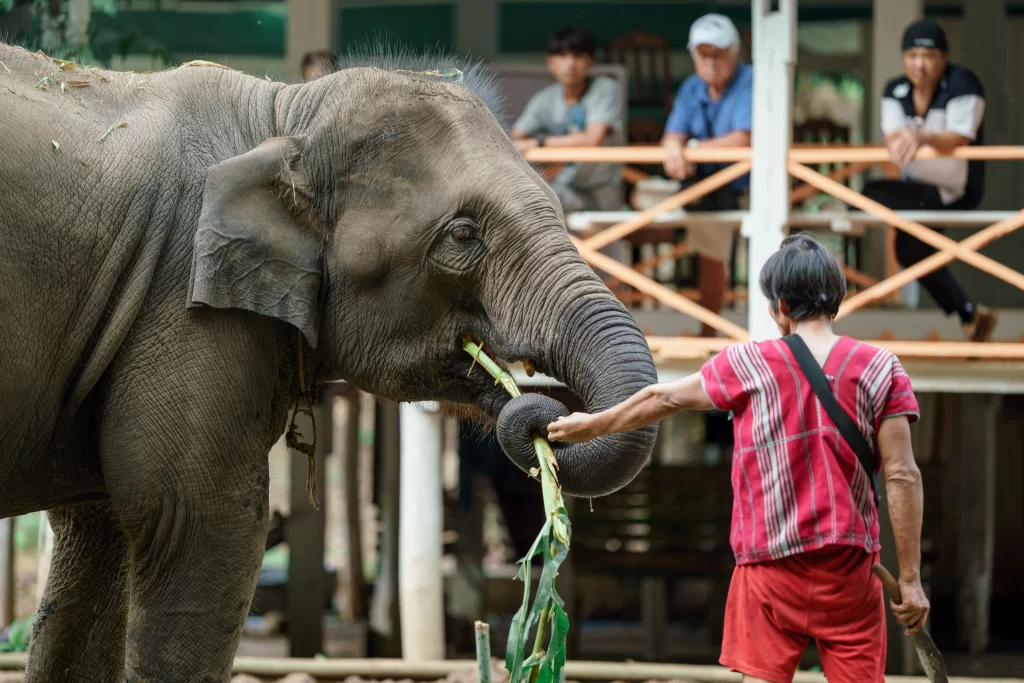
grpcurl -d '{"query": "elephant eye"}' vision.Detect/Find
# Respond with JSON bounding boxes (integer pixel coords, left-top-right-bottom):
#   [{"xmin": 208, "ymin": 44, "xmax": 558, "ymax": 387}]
[{"xmin": 451, "ymin": 220, "xmax": 478, "ymax": 243}]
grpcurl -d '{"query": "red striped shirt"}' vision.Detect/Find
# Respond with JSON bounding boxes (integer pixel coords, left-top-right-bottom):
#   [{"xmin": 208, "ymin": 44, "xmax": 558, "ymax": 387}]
[{"xmin": 699, "ymin": 336, "xmax": 920, "ymax": 565}]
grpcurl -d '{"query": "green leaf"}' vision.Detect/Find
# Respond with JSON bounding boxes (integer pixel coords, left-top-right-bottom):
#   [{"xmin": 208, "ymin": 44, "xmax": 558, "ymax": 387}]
[
  {"xmin": 536, "ymin": 601, "xmax": 569, "ymax": 683},
  {"xmin": 505, "ymin": 518, "xmax": 550, "ymax": 682},
  {"xmin": 0, "ymin": 0, "xmax": 15, "ymax": 14}
]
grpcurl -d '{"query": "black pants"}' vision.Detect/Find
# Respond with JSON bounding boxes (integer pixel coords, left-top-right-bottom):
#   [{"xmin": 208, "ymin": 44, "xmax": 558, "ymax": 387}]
[{"xmin": 861, "ymin": 179, "xmax": 980, "ymax": 323}]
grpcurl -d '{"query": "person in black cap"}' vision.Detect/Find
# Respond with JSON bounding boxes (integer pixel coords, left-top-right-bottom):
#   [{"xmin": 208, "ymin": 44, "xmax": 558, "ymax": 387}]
[{"xmin": 862, "ymin": 18, "xmax": 997, "ymax": 342}]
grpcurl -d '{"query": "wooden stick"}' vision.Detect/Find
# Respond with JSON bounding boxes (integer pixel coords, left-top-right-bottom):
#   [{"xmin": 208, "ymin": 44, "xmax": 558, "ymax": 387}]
[
  {"xmin": 521, "ymin": 144, "xmax": 1024, "ymax": 166},
  {"xmin": 524, "ymin": 145, "xmax": 750, "ymax": 164},
  {"xmin": 789, "ymin": 162, "xmax": 1024, "ymax": 292},
  {"xmin": 842, "ymin": 265, "xmax": 881, "ymax": 289},
  {"xmin": 582, "ymin": 161, "xmax": 752, "ymax": 251},
  {"xmin": 474, "ymin": 621, "xmax": 492, "ymax": 683},
  {"xmin": 604, "ymin": 242, "xmax": 691, "ymax": 290},
  {"xmin": 572, "ymin": 237, "xmax": 750, "ymax": 341},
  {"xmin": 790, "ymin": 145, "xmax": 1024, "ymax": 164},
  {"xmin": 837, "ymin": 209, "xmax": 1024, "ymax": 318},
  {"xmin": 790, "ymin": 161, "xmax": 873, "ymax": 204}
]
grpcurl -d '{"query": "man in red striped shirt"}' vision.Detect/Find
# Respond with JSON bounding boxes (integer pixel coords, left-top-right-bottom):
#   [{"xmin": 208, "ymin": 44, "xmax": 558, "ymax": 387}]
[{"xmin": 548, "ymin": 234, "xmax": 929, "ymax": 683}]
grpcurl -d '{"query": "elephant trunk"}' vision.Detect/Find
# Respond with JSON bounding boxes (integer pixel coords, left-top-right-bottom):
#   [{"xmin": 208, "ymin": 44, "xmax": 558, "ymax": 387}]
[{"xmin": 495, "ymin": 295, "xmax": 659, "ymax": 498}]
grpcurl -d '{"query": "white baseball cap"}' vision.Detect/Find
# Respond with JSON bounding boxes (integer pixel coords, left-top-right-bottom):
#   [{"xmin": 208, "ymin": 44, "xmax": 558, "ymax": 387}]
[{"xmin": 687, "ymin": 13, "xmax": 740, "ymax": 52}]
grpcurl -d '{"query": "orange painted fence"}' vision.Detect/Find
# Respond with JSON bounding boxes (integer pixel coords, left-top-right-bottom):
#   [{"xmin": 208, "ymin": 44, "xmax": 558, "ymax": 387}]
[{"xmin": 524, "ymin": 144, "xmax": 1024, "ymax": 359}]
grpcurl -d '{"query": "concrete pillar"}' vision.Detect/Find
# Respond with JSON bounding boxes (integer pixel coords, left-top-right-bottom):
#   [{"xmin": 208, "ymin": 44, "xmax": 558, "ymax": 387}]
[
  {"xmin": 744, "ymin": 0, "xmax": 796, "ymax": 341},
  {"xmin": 965, "ymin": 0, "xmax": 1008, "ymax": 210},
  {"xmin": 398, "ymin": 401, "xmax": 445, "ymax": 660},
  {"xmin": 456, "ymin": 0, "xmax": 498, "ymax": 62},
  {"xmin": 286, "ymin": 0, "xmax": 334, "ymax": 82}
]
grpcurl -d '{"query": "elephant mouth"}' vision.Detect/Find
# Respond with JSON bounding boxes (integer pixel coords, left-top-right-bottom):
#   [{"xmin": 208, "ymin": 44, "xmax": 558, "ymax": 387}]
[{"xmin": 452, "ymin": 331, "xmax": 545, "ymax": 419}]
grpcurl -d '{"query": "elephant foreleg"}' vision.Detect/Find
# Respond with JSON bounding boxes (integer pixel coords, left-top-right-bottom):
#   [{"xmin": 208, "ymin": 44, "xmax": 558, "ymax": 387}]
[{"xmin": 23, "ymin": 500, "xmax": 129, "ymax": 683}]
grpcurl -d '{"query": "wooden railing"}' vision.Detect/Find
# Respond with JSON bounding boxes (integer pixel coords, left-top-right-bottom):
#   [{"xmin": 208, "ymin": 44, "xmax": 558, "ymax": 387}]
[{"xmin": 524, "ymin": 144, "xmax": 1024, "ymax": 360}]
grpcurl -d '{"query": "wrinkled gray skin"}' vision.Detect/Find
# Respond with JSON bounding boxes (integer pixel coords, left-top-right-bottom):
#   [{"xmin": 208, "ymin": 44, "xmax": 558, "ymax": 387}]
[{"xmin": 0, "ymin": 44, "xmax": 657, "ymax": 682}]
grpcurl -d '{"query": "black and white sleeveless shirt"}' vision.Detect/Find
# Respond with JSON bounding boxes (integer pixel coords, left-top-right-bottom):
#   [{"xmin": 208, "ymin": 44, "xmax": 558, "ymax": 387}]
[{"xmin": 880, "ymin": 64, "xmax": 986, "ymax": 205}]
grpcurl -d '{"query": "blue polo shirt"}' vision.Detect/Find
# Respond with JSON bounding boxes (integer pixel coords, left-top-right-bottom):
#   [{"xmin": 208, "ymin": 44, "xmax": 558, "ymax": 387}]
[{"xmin": 665, "ymin": 62, "xmax": 753, "ymax": 190}]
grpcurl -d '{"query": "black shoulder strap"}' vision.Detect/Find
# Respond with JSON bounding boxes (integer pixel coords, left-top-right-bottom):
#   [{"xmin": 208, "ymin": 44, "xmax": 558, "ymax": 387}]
[{"xmin": 782, "ymin": 334, "xmax": 880, "ymax": 508}]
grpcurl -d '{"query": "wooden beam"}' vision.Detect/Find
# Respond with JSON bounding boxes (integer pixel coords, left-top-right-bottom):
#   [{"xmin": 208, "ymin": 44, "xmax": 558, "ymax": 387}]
[
  {"xmin": 582, "ymin": 161, "xmax": 752, "ymax": 251},
  {"xmin": 572, "ymin": 238, "xmax": 750, "ymax": 341},
  {"xmin": 522, "ymin": 144, "xmax": 1024, "ymax": 166},
  {"xmin": 955, "ymin": 394, "xmax": 1001, "ymax": 653},
  {"xmin": 789, "ymin": 162, "xmax": 1024, "ymax": 293},
  {"xmin": 643, "ymin": 336, "xmax": 1024, "ymax": 360},
  {"xmin": 343, "ymin": 392, "xmax": 367, "ymax": 622},
  {"xmin": 287, "ymin": 399, "xmax": 330, "ymax": 657},
  {"xmin": 837, "ymin": 209, "xmax": 1024, "ymax": 318},
  {"xmin": 368, "ymin": 399, "xmax": 402, "ymax": 657}
]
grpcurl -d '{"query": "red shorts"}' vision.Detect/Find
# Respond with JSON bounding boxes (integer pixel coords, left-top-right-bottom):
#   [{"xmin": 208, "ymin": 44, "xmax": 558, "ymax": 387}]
[{"xmin": 720, "ymin": 544, "xmax": 886, "ymax": 683}]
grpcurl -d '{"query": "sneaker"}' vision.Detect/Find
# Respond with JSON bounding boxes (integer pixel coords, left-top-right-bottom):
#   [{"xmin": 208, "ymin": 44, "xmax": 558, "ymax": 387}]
[{"xmin": 963, "ymin": 305, "xmax": 998, "ymax": 342}]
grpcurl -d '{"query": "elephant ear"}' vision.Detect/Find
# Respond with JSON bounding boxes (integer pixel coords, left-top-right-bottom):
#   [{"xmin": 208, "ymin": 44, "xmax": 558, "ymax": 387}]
[{"xmin": 186, "ymin": 136, "xmax": 324, "ymax": 348}]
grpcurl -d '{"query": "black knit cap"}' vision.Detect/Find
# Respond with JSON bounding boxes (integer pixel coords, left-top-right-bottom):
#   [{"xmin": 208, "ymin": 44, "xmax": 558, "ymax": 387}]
[{"xmin": 902, "ymin": 19, "xmax": 948, "ymax": 52}]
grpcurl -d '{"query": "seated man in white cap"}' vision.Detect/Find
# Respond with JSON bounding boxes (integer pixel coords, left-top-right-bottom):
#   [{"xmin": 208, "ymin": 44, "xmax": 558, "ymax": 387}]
[{"xmin": 660, "ymin": 13, "xmax": 752, "ymax": 337}]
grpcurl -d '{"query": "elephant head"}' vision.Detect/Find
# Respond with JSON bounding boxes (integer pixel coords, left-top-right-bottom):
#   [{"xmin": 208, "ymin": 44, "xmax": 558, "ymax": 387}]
[{"xmin": 186, "ymin": 53, "xmax": 657, "ymax": 498}]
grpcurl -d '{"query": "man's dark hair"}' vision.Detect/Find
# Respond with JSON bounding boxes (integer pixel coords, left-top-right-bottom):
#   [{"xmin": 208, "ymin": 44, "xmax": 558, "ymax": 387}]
[
  {"xmin": 546, "ymin": 25, "xmax": 596, "ymax": 57},
  {"xmin": 758, "ymin": 233, "xmax": 847, "ymax": 321}
]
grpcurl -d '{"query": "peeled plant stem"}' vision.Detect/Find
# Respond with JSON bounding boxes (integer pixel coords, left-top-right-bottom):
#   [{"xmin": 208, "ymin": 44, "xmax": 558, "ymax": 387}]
[{"xmin": 461, "ymin": 337, "xmax": 571, "ymax": 683}]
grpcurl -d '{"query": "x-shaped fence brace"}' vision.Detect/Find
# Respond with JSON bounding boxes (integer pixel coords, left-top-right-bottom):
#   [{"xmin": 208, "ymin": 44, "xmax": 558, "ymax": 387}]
[{"xmin": 526, "ymin": 145, "xmax": 1024, "ymax": 356}]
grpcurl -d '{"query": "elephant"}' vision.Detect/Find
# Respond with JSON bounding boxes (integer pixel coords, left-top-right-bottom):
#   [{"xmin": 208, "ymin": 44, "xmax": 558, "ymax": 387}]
[{"xmin": 0, "ymin": 43, "xmax": 658, "ymax": 682}]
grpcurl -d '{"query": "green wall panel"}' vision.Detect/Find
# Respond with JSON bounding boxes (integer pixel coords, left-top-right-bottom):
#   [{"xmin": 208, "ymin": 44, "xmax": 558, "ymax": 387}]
[
  {"xmin": 90, "ymin": 9, "xmax": 286, "ymax": 56},
  {"xmin": 339, "ymin": 4, "xmax": 454, "ymax": 53}
]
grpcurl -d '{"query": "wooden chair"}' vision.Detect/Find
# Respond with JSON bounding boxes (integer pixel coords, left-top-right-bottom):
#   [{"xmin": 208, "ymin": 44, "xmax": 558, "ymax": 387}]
[{"xmin": 602, "ymin": 29, "xmax": 674, "ymax": 116}]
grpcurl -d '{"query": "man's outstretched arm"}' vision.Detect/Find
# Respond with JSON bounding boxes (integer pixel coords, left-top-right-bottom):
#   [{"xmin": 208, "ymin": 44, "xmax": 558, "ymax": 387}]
[
  {"xmin": 877, "ymin": 415, "xmax": 930, "ymax": 635},
  {"xmin": 546, "ymin": 372, "xmax": 714, "ymax": 443}
]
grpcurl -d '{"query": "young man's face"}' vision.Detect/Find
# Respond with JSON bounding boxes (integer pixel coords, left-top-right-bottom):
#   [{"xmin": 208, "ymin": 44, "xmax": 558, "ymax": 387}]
[
  {"xmin": 902, "ymin": 47, "xmax": 947, "ymax": 89},
  {"xmin": 546, "ymin": 51, "xmax": 593, "ymax": 88},
  {"xmin": 693, "ymin": 44, "xmax": 739, "ymax": 91}
]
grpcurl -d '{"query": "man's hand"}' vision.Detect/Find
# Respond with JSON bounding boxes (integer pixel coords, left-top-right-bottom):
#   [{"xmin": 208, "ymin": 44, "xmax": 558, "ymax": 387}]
[
  {"xmin": 547, "ymin": 412, "xmax": 605, "ymax": 443},
  {"xmin": 514, "ymin": 137, "xmax": 540, "ymax": 154},
  {"xmin": 663, "ymin": 139, "xmax": 695, "ymax": 180},
  {"xmin": 892, "ymin": 576, "xmax": 930, "ymax": 635},
  {"xmin": 886, "ymin": 129, "xmax": 922, "ymax": 168}
]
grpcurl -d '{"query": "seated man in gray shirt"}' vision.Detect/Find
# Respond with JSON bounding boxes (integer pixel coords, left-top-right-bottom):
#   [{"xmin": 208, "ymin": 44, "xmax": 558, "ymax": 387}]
[{"xmin": 510, "ymin": 26, "xmax": 626, "ymax": 213}]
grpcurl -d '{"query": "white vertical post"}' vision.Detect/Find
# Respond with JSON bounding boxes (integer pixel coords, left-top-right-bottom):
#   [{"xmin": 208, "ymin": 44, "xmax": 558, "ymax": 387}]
[
  {"xmin": 745, "ymin": 0, "xmax": 796, "ymax": 341},
  {"xmin": 398, "ymin": 401, "xmax": 445, "ymax": 660},
  {"xmin": 286, "ymin": 0, "xmax": 334, "ymax": 81}
]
